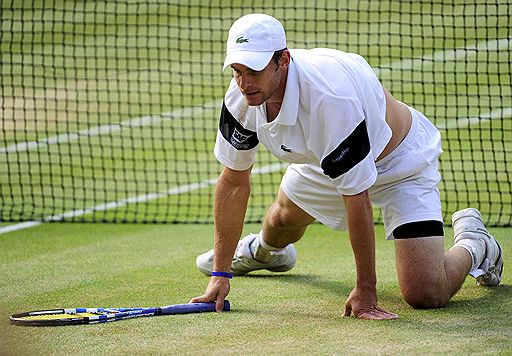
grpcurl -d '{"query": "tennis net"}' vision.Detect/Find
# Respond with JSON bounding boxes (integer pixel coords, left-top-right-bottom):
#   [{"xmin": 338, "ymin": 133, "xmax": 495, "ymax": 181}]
[{"xmin": 1, "ymin": 1, "xmax": 510, "ymax": 226}]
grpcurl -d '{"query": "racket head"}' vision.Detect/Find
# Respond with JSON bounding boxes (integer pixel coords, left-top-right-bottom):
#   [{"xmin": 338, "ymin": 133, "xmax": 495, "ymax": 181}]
[{"xmin": 9, "ymin": 307, "xmax": 157, "ymax": 326}]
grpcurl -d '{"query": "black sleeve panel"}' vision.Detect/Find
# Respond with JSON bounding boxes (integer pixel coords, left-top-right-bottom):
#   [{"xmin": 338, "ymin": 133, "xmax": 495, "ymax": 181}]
[
  {"xmin": 321, "ymin": 119, "xmax": 371, "ymax": 179},
  {"xmin": 219, "ymin": 102, "xmax": 259, "ymax": 150}
]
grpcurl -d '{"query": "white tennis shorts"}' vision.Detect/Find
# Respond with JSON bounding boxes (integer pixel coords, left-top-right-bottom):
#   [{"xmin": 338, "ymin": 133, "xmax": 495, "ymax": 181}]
[{"xmin": 281, "ymin": 107, "xmax": 443, "ymax": 239}]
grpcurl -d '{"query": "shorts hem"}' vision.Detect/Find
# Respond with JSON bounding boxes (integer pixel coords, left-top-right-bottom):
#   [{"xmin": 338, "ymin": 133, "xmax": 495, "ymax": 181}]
[
  {"xmin": 386, "ymin": 214, "xmax": 444, "ymax": 240},
  {"xmin": 281, "ymin": 182, "xmax": 346, "ymax": 231}
]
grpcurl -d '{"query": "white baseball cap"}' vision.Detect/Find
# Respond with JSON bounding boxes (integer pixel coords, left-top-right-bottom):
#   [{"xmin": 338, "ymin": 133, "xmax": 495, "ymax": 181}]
[{"xmin": 223, "ymin": 14, "xmax": 287, "ymax": 71}]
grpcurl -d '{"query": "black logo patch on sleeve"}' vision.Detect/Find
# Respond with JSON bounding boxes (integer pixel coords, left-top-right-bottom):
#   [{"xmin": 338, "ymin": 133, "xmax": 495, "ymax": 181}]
[
  {"xmin": 321, "ymin": 120, "xmax": 371, "ymax": 179},
  {"xmin": 219, "ymin": 102, "xmax": 259, "ymax": 150}
]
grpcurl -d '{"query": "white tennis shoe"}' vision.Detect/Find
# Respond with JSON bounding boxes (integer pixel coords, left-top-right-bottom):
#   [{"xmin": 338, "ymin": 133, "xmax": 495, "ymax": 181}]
[
  {"xmin": 452, "ymin": 208, "xmax": 503, "ymax": 286},
  {"xmin": 196, "ymin": 233, "xmax": 297, "ymax": 276}
]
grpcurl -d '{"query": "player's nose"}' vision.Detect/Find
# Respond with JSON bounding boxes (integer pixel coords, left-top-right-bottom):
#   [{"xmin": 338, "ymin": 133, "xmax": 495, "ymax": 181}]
[{"xmin": 239, "ymin": 75, "xmax": 253, "ymax": 91}]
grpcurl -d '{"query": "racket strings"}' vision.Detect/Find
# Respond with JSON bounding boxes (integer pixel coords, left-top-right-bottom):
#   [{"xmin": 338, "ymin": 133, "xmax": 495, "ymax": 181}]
[{"xmin": 21, "ymin": 312, "xmax": 105, "ymax": 320}]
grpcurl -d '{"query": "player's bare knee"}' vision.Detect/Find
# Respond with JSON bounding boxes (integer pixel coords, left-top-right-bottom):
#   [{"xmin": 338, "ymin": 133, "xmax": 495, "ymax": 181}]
[
  {"xmin": 267, "ymin": 203, "xmax": 303, "ymax": 230},
  {"xmin": 402, "ymin": 287, "xmax": 450, "ymax": 309},
  {"xmin": 267, "ymin": 194, "xmax": 313, "ymax": 230},
  {"xmin": 399, "ymin": 271, "xmax": 451, "ymax": 309}
]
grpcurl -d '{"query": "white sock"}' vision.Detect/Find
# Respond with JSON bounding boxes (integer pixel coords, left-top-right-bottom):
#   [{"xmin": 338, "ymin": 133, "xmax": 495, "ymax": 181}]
[
  {"xmin": 257, "ymin": 232, "xmax": 286, "ymax": 255},
  {"xmin": 455, "ymin": 233, "xmax": 486, "ymax": 270}
]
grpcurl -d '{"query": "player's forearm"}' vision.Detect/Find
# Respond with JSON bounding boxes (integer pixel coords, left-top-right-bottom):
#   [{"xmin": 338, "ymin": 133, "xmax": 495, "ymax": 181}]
[
  {"xmin": 213, "ymin": 167, "xmax": 251, "ymax": 272},
  {"xmin": 343, "ymin": 191, "xmax": 377, "ymax": 290}
]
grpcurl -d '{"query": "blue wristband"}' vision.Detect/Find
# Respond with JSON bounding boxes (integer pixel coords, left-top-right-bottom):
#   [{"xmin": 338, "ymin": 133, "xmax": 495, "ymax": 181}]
[{"xmin": 211, "ymin": 271, "xmax": 233, "ymax": 279}]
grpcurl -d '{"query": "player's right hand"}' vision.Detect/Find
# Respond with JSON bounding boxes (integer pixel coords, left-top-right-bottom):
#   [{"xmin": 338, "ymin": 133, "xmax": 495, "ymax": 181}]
[{"xmin": 190, "ymin": 276, "xmax": 231, "ymax": 312}]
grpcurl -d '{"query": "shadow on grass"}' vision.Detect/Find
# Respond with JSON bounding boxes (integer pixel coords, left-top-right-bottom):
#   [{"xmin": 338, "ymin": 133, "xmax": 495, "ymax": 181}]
[
  {"xmin": 441, "ymin": 283, "xmax": 512, "ymax": 311},
  {"xmin": 238, "ymin": 273, "xmax": 349, "ymax": 293},
  {"xmin": 235, "ymin": 273, "xmax": 403, "ymax": 309},
  {"xmin": 233, "ymin": 273, "xmax": 512, "ymax": 320}
]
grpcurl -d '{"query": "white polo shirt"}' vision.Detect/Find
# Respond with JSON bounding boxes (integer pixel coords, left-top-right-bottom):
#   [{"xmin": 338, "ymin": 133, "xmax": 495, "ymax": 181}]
[{"xmin": 214, "ymin": 48, "xmax": 392, "ymax": 195}]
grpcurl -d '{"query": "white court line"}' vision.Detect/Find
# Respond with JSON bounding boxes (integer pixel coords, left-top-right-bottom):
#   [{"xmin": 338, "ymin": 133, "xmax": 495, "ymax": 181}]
[
  {"xmin": 1, "ymin": 38, "xmax": 510, "ymax": 234},
  {"xmin": 437, "ymin": 107, "xmax": 512, "ymax": 130},
  {"xmin": 0, "ymin": 162, "xmax": 288, "ymax": 235},
  {"xmin": 0, "ymin": 221, "xmax": 43, "ymax": 234},
  {"xmin": 0, "ymin": 101, "xmax": 220, "ymax": 154},
  {"xmin": 375, "ymin": 37, "xmax": 511, "ymax": 77}
]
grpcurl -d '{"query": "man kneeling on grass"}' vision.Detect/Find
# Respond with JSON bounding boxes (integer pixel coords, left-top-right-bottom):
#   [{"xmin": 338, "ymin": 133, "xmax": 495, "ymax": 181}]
[{"xmin": 191, "ymin": 14, "xmax": 503, "ymax": 320}]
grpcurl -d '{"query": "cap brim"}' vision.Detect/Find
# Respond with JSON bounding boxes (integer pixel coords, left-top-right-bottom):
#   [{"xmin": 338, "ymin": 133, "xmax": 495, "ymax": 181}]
[{"xmin": 223, "ymin": 51, "xmax": 274, "ymax": 71}]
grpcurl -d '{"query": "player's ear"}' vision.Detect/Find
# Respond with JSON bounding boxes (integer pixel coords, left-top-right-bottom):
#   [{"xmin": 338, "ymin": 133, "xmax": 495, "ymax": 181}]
[
  {"xmin": 275, "ymin": 49, "xmax": 290, "ymax": 71},
  {"xmin": 280, "ymin": 49, "xmax": 291, "ymax": 68}
]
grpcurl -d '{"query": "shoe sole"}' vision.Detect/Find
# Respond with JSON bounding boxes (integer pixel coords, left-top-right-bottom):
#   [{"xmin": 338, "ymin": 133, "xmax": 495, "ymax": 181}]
[
  {"xmin": 267, "ymin": 265, "xmax": 295, "ymax": 273},
  {"xmin": 477, "ymin": 238, "xmax": 503, "ymax": 286}
]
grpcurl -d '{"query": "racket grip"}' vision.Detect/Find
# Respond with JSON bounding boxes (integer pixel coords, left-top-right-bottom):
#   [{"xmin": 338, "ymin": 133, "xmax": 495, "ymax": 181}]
[{"xmin": 159, "ymin": 300, "xmax": 230, "ymax": 315}]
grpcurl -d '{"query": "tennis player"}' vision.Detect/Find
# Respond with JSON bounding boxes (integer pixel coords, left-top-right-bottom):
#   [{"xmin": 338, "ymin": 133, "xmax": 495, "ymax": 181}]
[{"xmin": 191, "ymin": 14, "xmax": 503, "ymax": 319}]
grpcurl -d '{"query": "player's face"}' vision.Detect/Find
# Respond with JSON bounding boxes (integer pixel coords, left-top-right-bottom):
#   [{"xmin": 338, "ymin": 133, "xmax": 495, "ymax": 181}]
[{"xmin": 231, "ymin": 59, "xmax": 285, "ymax": 106}]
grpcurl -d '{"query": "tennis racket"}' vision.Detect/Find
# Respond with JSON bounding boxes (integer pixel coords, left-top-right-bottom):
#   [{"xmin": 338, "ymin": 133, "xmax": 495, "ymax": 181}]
[{"xmin": 9, "ymin": 301, "xmax": 230, "ymax": 326}]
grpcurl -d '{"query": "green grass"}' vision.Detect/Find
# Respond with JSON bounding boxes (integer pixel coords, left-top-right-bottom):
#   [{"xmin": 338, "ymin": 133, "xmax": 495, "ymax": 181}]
[
  {"xmin": 1, "ymin": 223, "xmax": 511, "ymax": 355},
  {"xmin": 0, "ymin": 2, "xmax": 511, "ymax": 352}
]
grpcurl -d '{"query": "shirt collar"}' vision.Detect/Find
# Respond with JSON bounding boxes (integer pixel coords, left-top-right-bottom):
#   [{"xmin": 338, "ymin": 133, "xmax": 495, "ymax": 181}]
[{"xmin": 260, "ymin": 59, "xmax": 299, "ymax": 127}]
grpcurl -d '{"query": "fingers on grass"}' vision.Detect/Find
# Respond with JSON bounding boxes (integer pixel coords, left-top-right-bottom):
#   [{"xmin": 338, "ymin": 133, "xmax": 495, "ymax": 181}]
[
  {"xmin": 355, "ymin": 306, "xmax": 398, "ymax": 320},
  {"xmin": 343, "ymin": 304, "xmax": 352, "ymax": 317}
]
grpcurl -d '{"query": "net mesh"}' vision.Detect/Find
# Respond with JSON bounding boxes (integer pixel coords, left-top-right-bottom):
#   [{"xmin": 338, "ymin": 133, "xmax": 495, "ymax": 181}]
[{"xmin": 1, "ymin": 1, "xmax": 511, "ymax": 226}]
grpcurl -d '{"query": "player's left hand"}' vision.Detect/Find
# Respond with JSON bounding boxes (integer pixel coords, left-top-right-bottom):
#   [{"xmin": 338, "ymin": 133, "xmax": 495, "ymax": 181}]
[{"xmin": 343, "ymin": 286, "xmax": 398, "ymax": 320}]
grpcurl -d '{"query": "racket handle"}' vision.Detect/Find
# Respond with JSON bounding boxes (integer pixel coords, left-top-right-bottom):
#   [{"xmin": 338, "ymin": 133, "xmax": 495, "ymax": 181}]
[{"xmin": 159, "ymin": 301, "xmax": 230, "ymax": 315}]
